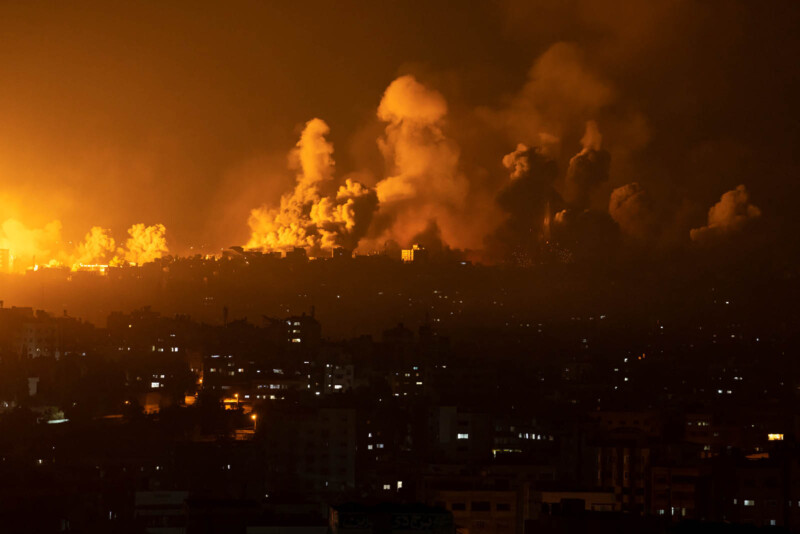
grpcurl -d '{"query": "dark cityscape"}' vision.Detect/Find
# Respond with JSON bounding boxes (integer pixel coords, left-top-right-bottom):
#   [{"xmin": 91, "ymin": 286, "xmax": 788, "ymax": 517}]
[{"xmin": 1, "ymin": 1, "xmax": 799, "ymax": 533}]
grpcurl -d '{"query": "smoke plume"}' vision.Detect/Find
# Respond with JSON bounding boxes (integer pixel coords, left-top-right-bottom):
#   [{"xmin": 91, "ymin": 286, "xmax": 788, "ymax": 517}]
[
  {"xmin": 247, "ymin": 119, "xmax": 378, "ymax": 254},
  {"xmin": 122, "ymin": 223, "xmax": 169, "ymax": 265},
  {"xmin": 485, "ymin": 143, "xmax": 562, "ymax": 262},
  {"xmin": 0, "ymin": 219, "xmax": 169, "ymax": 272},
  {"xmin": 494, "ymin": 42, "xmax": 615, "ymax": 152},
  {"xmin": 690, "ymin": 185, "xmax": 761, "ymax": 242},
  {"xmin": 0, "ymin": 219, "xmax": 63, "ymax": 271},
  {"xmin": 564, "ymin": 121, "xmax": 611, "ymax": 208},
  {"xmin": 74, "ymin": 226, "xmax": 117, "ymax": 266},
  {"xmin": 373, "ymin": 75, "xmax": 471, "ymax": 248},
  {"xmin": 609, "ymin": 182, "xmax": 655, "ymax": 239},
  {"xmin": 550, "ymin": 206, "xmax": 619, "ymax": 260}
]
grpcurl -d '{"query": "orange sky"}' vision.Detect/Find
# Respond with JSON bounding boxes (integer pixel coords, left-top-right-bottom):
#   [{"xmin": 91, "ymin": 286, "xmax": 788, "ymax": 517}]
[{"xmin": 0, "ymin": 1, "xmax": 797, "ymax": 261}]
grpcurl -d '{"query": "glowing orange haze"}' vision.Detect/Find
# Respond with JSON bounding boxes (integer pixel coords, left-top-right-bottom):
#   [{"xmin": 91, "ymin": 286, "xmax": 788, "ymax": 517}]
[
  {"xmin": 0, "ymin": 219, "xmax": 168, "ymax": 273},
  {"xmin": 1, "ymin": 61, "xmax": 761, "ymax": 270}
]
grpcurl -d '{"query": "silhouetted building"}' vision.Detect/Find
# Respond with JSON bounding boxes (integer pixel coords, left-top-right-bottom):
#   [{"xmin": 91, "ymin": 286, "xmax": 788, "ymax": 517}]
[
  {"xmin": 329, "ymin": 503, "xmax": 453, "ymax": 534},
  {"xmin": 401, "ymin": 244, "xmax": 428, "ymax": 263}
]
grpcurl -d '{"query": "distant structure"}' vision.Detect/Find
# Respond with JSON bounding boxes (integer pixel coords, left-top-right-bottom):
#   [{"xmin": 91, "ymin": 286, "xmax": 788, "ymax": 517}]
[
  {"xmin": 331, "ymin": 247, "xmax": 353, "ymax": 260},
  {"xmin": 285, "ymin": 247, "xmax": 309, "ymax": 263},
  {"xmin": 401, "ymin": 244, "xmax": 428, "ymax": 263},
  {"xmin": 329, "ymin": 503, "xmax": 453, "ymax": 534},
  {"xmin": 0, "ymin": 249, "xmax": 9, "ymax": 273},
  {"xmin": 283, "ymin": 308, "xmax": 321, "ymax": 348}
]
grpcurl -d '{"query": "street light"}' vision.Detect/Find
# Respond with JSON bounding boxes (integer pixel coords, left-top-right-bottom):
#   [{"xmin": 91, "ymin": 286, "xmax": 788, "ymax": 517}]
[{"xmin": 251, "ymin": 413, "xmax": 257, "ymax": 432}]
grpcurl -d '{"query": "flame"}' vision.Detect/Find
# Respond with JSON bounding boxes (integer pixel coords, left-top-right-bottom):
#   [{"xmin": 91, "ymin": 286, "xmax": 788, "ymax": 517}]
[
  {"xmin": 0, "ymin": 219, "xmax": 169, "ymax": 273},
  {"xmin": 247, "ymin": 119, "xmax": 377, "ymax": 254}
]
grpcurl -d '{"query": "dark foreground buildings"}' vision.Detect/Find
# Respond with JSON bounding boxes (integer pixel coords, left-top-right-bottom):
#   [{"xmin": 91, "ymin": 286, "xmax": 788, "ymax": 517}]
[{"xmin": 0, "ymin": 254, "xmax": 798, "ymax": 533}]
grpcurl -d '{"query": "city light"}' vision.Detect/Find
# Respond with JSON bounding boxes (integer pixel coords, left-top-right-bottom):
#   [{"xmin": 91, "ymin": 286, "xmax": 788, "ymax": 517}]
[{"xmin": 0, "ymin": 3, "xmax": 792, "ymax": 531}]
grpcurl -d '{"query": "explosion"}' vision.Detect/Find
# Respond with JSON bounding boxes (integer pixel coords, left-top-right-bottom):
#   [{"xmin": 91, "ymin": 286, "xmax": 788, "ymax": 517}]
[
  {"xmin": 247, "ymin": 119, "xmax": 378, "ymax": 255},
  {"xmin": 0, "ymin": 219, "xmax": 169, "ymax": 273},
  {"xmin": 246, "ymin": 75, "xmax": 479, "ymax": 256},
  {"xmin": 122, "ymin": 223, "xmax": 169, "ymax": 265},
  {"xmin": 0, "ymin": 219, "xmax": 63, "ymax": 271},
  {"xmin": 690, "ymin": 185, "xmax": 761, "ymax": 242},
  {"xmin": 609, "ymin": 183, "xmax": 655, "ymax": 240},
  {"xmin": 74, "ymin": 226, "xmax": 116, "ymax": 267},
  {"xmin": 373, "ymin": 75, "xmax": 470, "ymax": 249},
  {"xmin": 564, "ymin": 121, "xmax": 611, "ymax": 208}
]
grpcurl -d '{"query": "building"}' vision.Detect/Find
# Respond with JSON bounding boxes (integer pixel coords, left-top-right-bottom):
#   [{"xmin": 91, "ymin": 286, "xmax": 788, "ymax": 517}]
[
  {"xmin": 536, "ymin": 491, "xmax": 618, "ymax": 515},
  {"xmin": 330, "ymin": 503, "xmax": 453, "ymax": 534},
  {"xmin": 17, "ymin": 314, "xmax": 59, "ymax": 359},
  {"xmin": 332, "ymin": 247, "xmax": 353, "ymax": 260},
  {"xmin": 426, "ymin": 484, "xmax": 520, "ymax": 534},
  {"xmin": 134, "ymin": 491, "xmax": 189, "ymax": 533},
  {"xmin": 282, "ymin": 310, "xmax": 322, "ymax": 349},
  {"xmin": 285, "ymin": 247, "xmax": 309, "ymax": 262},
  {"xmin": 263, "ymin": 407, "xmax": 357, "ymax": 494},
  {"xmin": 323, "ymin": 363, "xmax": 355, "ymax": 394},
  {"xmin": 649, "ymin": 466, "xmax": 707, "ymax": 520},
  {"xmin": 401, "ymin": 244, "xmax": 428, "ymax": 263},
  {"xmin": 595, "ymin": 439, "xmax": 650, "ymax": 515}
]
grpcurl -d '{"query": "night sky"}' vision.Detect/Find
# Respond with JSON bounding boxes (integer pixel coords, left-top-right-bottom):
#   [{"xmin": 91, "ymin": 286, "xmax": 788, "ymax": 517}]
[{"xmin": 0, "ymin": 1, "xmax": 797, "ymax": 264}]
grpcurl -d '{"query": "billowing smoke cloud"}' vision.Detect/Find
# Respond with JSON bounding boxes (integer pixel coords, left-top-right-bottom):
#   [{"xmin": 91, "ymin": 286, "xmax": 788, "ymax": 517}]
[
  {"xmin": 372, "ymin": 75, "xmax": 472, "ymax": 248},
  {"xmin": 485, "ymin": 143, "xmax": 562, "ymax": 262},
  {"xmin": 489, "ymin": 42, "xmax": 616, "ymax": 153},
  {"xmin": 690, "ymin": 185, "xmax": 761, "ymax": 242},
  {"xmin": 0, "ymin": 219, "xmax": 168, "ymax": 272},
  {"xmin": 247, "ymin": 118, "xmax": 378, "ymax": 254},
  {"xmin": 550, "ymin": 206, "xmax": 619, "ymax": 260},
  {"xmin": 122, "ymin": 223, "xmax": 169, "ymax": 265},
  {"xmin": 487, "ymin": 124, "xmax": 623, "ymax": 264},
  {"xmin": 564, "ymin": 121, "xmax": 611, "ymax": 208},
  {"xmin": 74, "ymin": 226, "xmax": 116, "ymax": 266},
  {"xmin": 609, "ymin": 182, "xmax": 655, "ymax": 239},
  {"xmin": 310, "ymin": 179, "xmax": 379, "ymax": 250},
  {"xmin": 0, "ymin": 219, "xmax": 63, "ymax": 271}
]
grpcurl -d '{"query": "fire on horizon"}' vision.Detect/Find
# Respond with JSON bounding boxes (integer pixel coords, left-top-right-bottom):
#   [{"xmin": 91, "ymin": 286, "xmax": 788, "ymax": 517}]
[{"xmin": 0, "ymin": 1, "xmax": 796, "ymax": 273}]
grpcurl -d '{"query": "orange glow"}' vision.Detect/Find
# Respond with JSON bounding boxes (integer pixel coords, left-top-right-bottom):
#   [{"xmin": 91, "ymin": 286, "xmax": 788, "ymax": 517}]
[{"xmin": 0, "ymin": 219, "xmax": 168, "ymax": 273}]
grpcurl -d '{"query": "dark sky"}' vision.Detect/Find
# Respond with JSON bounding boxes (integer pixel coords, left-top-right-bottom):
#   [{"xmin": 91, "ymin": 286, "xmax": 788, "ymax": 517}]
[{"xmin": 0, "ymin": 0, "xmax": 797, "ymax": 259}]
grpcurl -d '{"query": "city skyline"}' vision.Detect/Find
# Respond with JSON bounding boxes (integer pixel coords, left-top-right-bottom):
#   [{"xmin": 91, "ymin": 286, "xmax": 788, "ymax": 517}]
[
  {"xmin": 0, "ymin": 2, "xmax": 798, "ymax": 532},
  {"xmin": 0, "ymin": 1, "xmax": 797, "ymax": 271}
]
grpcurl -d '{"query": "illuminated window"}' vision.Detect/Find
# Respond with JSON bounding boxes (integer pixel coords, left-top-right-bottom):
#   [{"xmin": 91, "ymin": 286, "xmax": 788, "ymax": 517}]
[
  {"xmin": 744, "ymin": 500, "xmax": 755, "ymax": 507},
  {"xmin": 768, "ymin": 433, "xmax": 784, "ymax": 441},
  {"xmin": 457, "ymin": 433, "xmax": 469, "ymax": 440}
]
